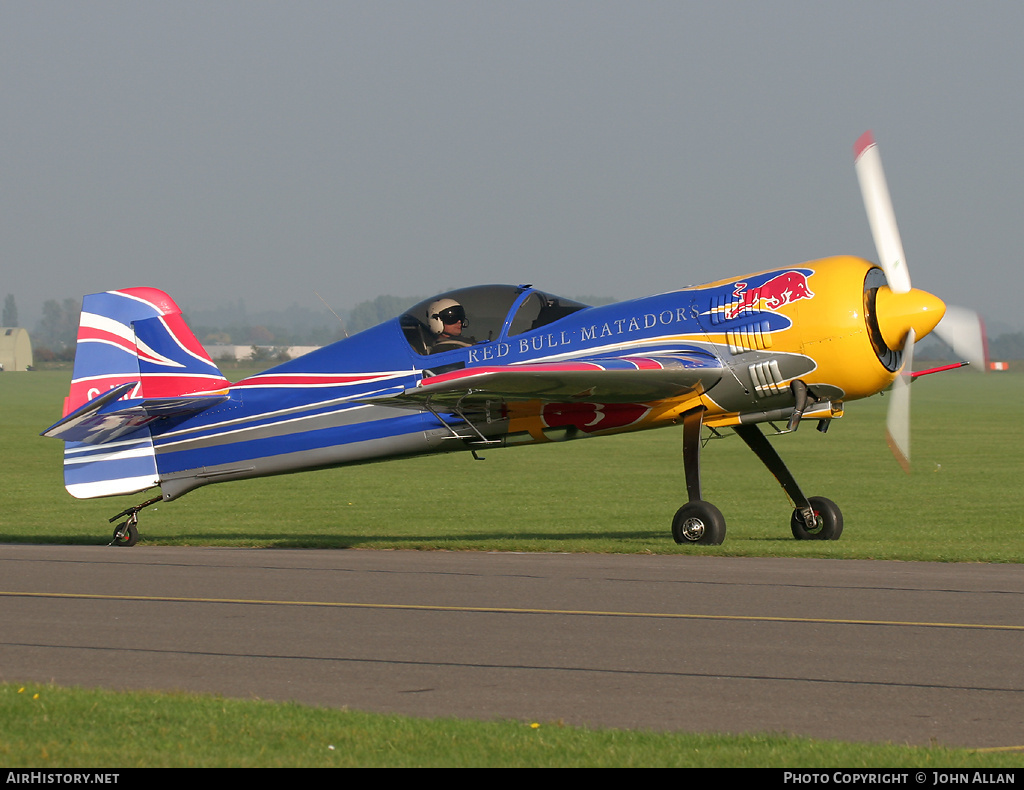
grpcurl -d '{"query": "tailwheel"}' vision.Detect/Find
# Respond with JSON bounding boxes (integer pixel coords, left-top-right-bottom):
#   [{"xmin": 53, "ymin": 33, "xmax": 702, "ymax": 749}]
[
  {"xmin": 672, "ymin": 500, "xmax": 726, "ymax": 545},
  {"xmin": 107, "ymin": 495, "xmax": 159, "ymax": 547},
  {"xmin": 790, "ymin": 496, "xmax": 843, "ymax": 540},
  {"xmin": 111, "ymin": 519, "xmax": 139, "ymax": 547}
]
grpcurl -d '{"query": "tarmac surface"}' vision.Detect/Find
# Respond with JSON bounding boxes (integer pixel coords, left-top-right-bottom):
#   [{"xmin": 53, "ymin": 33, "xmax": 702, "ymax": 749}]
[{"xmin": 2, "ymin": 543, "xmax": 1023, "ymax": 749}]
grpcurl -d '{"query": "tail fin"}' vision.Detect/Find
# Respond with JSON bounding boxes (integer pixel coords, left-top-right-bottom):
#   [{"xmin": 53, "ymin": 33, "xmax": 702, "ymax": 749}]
[
  {"xmin": 64, "ymin": 287, "xmax": 229, "ymax": 415},
  {"xmin": 45, "ymin": 288, "xmax": 230, "ymax": 499}
]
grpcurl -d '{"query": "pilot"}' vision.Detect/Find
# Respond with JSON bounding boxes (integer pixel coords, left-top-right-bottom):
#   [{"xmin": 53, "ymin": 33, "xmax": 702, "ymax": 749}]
[{"xmin": 427, "ymin": 298, "xmax": 476, "ymax": 353}]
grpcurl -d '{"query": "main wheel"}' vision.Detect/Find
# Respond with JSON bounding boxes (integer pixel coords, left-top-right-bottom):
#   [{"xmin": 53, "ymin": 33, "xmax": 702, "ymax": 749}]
[
  {"xmin": 672, "ymin": 501, "xmax": 726, "ymax": 545},
  {"xmin": 790, "ymin": 496, "xmax": 843, "ymax": 540},
  {"xmin": 111, "ymin": 520, "xmax": 139, "ymax": 547}
]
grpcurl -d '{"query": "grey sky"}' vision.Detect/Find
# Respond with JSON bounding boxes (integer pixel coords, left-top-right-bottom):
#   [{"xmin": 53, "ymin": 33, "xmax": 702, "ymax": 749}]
[{"xmin": 4, "ymin": 1, "xmax": 1023, "ymax": 331}]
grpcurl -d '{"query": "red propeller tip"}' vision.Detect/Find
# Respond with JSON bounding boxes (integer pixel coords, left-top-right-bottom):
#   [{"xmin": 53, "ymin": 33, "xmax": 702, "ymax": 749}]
[{"xmin": 853, "ymin": 130, "xmax": 876, "ymax": 161}]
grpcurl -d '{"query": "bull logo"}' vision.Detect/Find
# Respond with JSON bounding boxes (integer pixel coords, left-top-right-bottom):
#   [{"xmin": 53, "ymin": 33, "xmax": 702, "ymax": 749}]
[
  {"xmin": 725, "ymin": 271, "xmax": 815, "ymax": 320},
  {"xmin": 542, "ymin": 402, "xmax": 650, "ymax": 438}
]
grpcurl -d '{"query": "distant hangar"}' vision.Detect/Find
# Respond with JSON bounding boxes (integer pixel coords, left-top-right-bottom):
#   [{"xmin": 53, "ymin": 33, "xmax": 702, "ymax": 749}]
[{"xmin": 0, "ymin": 327, "xmax": 33, "ymax": 371}]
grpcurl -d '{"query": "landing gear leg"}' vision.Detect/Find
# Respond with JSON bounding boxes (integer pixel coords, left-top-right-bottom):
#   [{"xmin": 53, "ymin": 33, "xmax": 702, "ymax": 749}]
[
  {"xmin": 672, "ymin": 407, "xmax": 726, "ymax": 545},
  {"xmin": 108, "ymin": 496, "xmax": 161, "ymax": 547},
  {"xmin": 733, "ymin": 424, "xmax": 843, "ymax": 540}
]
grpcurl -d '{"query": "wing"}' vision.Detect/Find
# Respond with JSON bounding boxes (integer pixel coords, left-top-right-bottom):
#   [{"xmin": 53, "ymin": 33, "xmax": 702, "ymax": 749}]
[{"xmin": 370, "ymin": 353, "xmax": 723, "ymax": 409}]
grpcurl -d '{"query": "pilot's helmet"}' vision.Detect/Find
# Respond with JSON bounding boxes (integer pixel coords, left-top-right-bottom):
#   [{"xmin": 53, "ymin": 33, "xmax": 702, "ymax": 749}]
[{"xmin": 427, "ymin": 298, "xmax": 467, "ymax": 333}]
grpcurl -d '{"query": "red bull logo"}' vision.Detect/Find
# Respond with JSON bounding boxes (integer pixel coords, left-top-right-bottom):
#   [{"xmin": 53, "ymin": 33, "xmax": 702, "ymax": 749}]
[
  {"xmin": 541, "ymin": 402, "xmax": 650, "ymax": 436},
  {"xmin": 725, "ymin": 271, "xmax": 815, "ymax": 320}
]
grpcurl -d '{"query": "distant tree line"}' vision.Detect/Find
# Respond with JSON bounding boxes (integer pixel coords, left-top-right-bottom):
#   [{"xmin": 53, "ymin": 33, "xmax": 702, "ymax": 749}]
[
  {"xmin": 989, "ymin": 333, "xmax": 1024, "ymax": 360},
  {"xmin": 915, "ymin": 332, "xmax": 1024, "ymax": 362},
  {"xmin": 3, "ymin": 294, "xmax": 17, "ymax": 327},
  {"xmin": 14, "ymin": 297, "xmax": 81, "ymax": 362},
  {"xmin": 345, "ymin": 295, "xmax": 423, "ymax": 335},
  {"xmin": 192, "ymin": 322, "xmax": 346, "ymax": 348}
]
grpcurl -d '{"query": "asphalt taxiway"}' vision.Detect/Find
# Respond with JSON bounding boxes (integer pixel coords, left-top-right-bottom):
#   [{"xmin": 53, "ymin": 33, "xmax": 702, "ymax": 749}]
[{"xmin": 2, "ymin": 544, "xmax": 1022, "ymax": 749}]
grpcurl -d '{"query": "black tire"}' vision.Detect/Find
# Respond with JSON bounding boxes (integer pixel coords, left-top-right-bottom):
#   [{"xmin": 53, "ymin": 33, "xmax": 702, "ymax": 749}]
[
  {"xmin": 112, "ymin": 521, "xmax": 139, "ymax": 547},
  {"xmin": 672, "ymin": 501, "xmax": 727, "ymax": 545},
  {"xmin": 790, "ymin": 496, "xmax": 843, "ymax": 540}
]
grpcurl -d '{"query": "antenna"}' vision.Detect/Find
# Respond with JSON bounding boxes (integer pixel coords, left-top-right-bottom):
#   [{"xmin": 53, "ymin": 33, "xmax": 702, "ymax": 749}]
[{"xmin": 315, "ymin": 291, "xmax": 348, "ymax": 338}]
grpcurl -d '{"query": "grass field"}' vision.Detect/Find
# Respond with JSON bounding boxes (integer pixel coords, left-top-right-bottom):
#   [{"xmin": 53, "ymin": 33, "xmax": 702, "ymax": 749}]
[
  {"xmin": 4, "ymin": 683, "xmax": 1022, "ymax": 769},
  {"xmin": 3, "ymin": 369, "xmax": 1023, "ymax": 767},
  {"xmin": 2, "ymin": 368, "xmax": 1022, "ymax": 559}
]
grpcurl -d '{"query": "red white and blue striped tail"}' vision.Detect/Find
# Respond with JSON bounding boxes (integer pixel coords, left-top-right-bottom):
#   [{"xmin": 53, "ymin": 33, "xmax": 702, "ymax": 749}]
[{"xmin": 43, "ymin": 287, "xmax": 231, "ymax": 499}]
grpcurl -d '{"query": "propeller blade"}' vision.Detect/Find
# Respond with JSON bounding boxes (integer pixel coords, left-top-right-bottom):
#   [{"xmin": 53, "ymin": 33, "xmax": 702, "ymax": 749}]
[
  {"xmin": 885, "ymin": 327, "xmax": 915, "ymax": 472},
  {"xmin": 854, "ymin": 131, "xmax": 912, "ymax": 294},
  {"xmin": 932, "ymin": 305, "xmax": 988, "ymax": 369}
]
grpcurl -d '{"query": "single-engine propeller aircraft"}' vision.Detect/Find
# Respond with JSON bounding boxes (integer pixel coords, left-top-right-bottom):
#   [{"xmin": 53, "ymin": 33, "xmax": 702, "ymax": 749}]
[{"xmin": 44, "ymin": 132, "xmax": 985, "ymax": 546}]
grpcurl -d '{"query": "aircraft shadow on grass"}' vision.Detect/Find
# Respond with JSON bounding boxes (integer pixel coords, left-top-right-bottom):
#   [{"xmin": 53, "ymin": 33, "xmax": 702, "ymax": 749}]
[{"xmin": 2, "ymin": 530, "xmax": 669, "ymax": 547}]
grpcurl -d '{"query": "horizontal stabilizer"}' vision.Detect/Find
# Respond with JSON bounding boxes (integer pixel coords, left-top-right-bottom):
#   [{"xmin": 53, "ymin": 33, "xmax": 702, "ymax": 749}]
[{"xmin": 42, "ymin": 386, "xmax": 228, "ymax": 445}]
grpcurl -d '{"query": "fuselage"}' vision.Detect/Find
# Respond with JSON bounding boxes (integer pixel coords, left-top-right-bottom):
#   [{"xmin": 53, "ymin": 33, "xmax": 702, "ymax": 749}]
[{"xmin": 143, "ymin": 255, "xmax": 932, "ymax": 501}]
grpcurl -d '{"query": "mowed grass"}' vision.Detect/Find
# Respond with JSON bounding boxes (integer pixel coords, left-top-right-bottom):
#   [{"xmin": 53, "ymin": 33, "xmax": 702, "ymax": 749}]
[
  {"xmin": 3, "ymin": 370, "xmax": 1024, "ymax": 767},
  {"xmin": 2, "ymin": 369, "xmax": 1023, "ymax": 558},
  {"xmin": 3, "ymin": 683, "xmax": 1021, "ymax": 768}
]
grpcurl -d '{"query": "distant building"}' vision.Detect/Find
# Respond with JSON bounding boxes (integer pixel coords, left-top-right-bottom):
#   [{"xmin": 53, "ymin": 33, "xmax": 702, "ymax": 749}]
[
  {"xmin": 0, "ymin": 327, "xmax": 33, "ymax": 371},
  {"xmin": 203, "ymin": 344, "xmax": 320, "ymax": 363}
]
